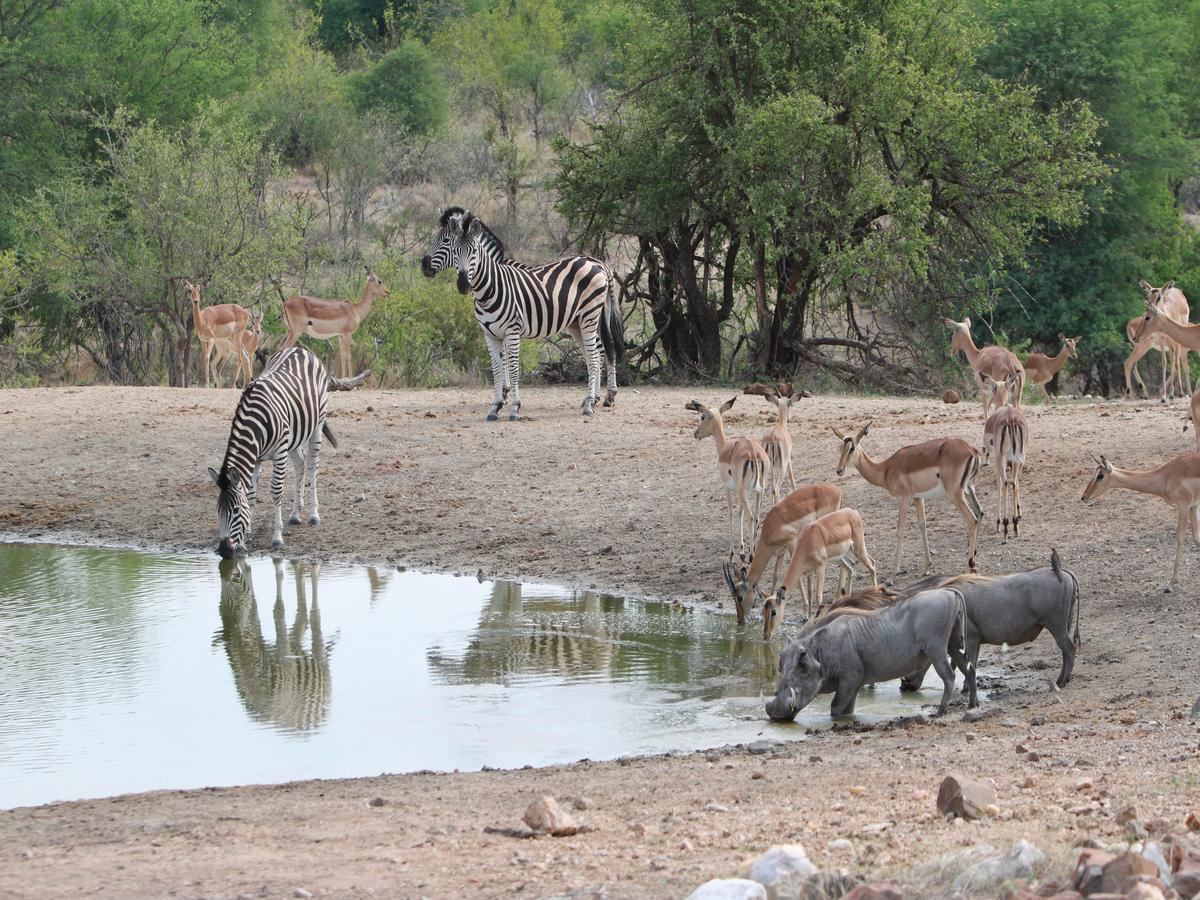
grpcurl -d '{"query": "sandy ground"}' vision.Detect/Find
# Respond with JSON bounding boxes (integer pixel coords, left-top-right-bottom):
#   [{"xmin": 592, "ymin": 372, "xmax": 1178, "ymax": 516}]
[{"xmin": 1, "ymin": 384, "xmax": 1199, "ymax": 899}]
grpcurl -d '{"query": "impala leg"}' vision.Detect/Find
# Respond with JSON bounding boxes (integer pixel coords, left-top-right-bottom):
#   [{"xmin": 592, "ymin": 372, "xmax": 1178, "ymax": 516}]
[
  {"xmin": 853, "ymin": 529, "xmax": 878, "ymax": 589},
  {"xmin": 813, "ymin": 563, "xmax": 827, "ymax": 614},
  {"xmin": 1170, "ymin": 506, "xmax": 1188, "ymax": 587},
  {"xmin": 954, "ymin": 490, "xmax": 982, "ymax": 573},
  {"xmin": 893, "ymin": 499, "xmax": 910, "ymax": 578},
  {"xmin": 1012, "ymin": 463, "xmax": 1023, "ymax": 537},
  {"xmin": 912, "ymin": 497, "xmax": 932, "ymax": 576},
  {"xmin": 339, "ymin": 333, "xmax": 352, "ymax": 379},
  {"xmin": 725, "ymin": 491, "xmax": 736, "ymax": 561},
  {"xmin": 770, "ymin": 552, "xmax": 783, "ymax": 594}
]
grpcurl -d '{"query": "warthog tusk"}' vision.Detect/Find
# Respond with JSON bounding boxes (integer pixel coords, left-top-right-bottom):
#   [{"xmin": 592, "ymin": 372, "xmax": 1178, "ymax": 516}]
[{"xmin": 789, "ymin": 687, "xmax": 797, "ymax": 710}]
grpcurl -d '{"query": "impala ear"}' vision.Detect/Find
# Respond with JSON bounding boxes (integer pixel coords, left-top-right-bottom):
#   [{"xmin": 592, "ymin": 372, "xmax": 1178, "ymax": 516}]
[
  {"xmin": 1165, "ymin": 279, "xmax": 1176, "ymax": 290},
  {"xmin": 857, "ymin": 420, "xmax": 872, "ymax": 440},
  {"xmin": 1138, "ymin": 277, "xmax": 1152, "ymax": 292},
  {"xmin": 720, "ymin": 396, "xmax": 737, "ymax": 413},
  {"xmin": 981, "ymin": 374, "xmax": 997, "ymax": 388},
  {"xmin": 942, "ymin": 317, "xmax": 958, "ymax": 328}
]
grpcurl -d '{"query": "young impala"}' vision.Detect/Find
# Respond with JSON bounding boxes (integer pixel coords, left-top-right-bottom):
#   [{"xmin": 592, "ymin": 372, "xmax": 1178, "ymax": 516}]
[
  {"xmin": 687, "ymin": 397, "xmax": 770, "ymax": 562},
  {"xmin": 1023, "ymin": 334, "xmax": 1079, "ymax": 402},
  {"xmin": 1082, "ymin": 451, "xmax": 1200, "ymax": 588},
  {"xmin": 761, "ymin": 507, "xmax": 879, "ymax": 639},
  {"xmin": 759, "ymin": 389, "xmax": 804, "ymax": 503},
  {"xmin": 944, "ymin": 317, "xmax": 1025, "ymax": 419},
  {"xmin": 981, "ymin": 373, "xmax": 1029, "ymax": 540},
  {"xmin": 834, "ymin": 422, "xmax": 983, "ymax": 576},
  {"xmin": 724, "ymin": 483, "xmax": 843, "ymax": 625}
]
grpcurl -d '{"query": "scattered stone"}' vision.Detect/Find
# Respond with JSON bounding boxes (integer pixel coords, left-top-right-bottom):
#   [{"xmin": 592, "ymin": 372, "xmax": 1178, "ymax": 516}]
[
  {"xmin": 942, "ymin": 389, "xmax": 961, "ymax": 404},
  {"xmin": 352, "ymin": 493, "xmax": 366, "ymax": 503},
  {"xmin": 1126, "ymin": 820, "xmax": 1150, "ymax": 841},
  {"xmin": 706, "ymin": 753, "xmax": 722, "ymax": 764},
  {"xmin": 843, "ymin": 884, "xmax": 903, "ymax": 900},
  {"xmin": 573, "ymin": 797, "xmax": 594, "ymax": 811},
  {"xmin": 522, "ymin": 796, "xmax": 578, "ymax": 837},
  {"xmin": 706, "ymin": 803, "xmax": 729, "ymax": 813},
  {"xmin": 1027, "ymin": 751, "xmax": 1042, "ymax": 763},
  {"xmin": 801, "ymin": 872, "xmax": 862, "ymax": 899},
  {"xmin": 984, "ymin": 804, "xmax": 1001, "ymax": 817},
  {"xmin": 999, "ymin": 718, "xmax": 1022, "ymax": 728},
  {"xmin": 962, "ymin": 707, "xmax": 1005, "ymax": 723},
  {"xmin": 1117, "ymin": 806, "xmax": 1139, "ymax": 825},
  {"xmin": 685, "ymin": 879, "xmax": 768, "ymax": 900},
  {"xmin": 293, "ymin": 890, "xmax": 313, "ymax": 899},
  {"xmin": 860, "ymin": 822, "xmax": 891, "ymax": 834},
  {"xmin": 1125, "ymin": 885, "xmax": 1165, "ymax": 900},
  {"xmin": 1075, "ymin": 777, "xmax": 1094, "ymax": 791},
  {"xmin": 748, "ymin": 740, "xmax": 781, "ymax": 755},
  {"xmin": 936, "ymin": 774, "xmax": 997, "ymax": 821},
  {"xmin": 650, "ymin": 857, "xmax": 669, "ymax": 871},
  {"xmin": 1188, "ymin": 810, "xmax": 1200, "ymax": 832},
  {"xmin": 1030, "ymin": 715, "xmax": 1046, "ymax": 726},
  {"xmin": 827, "ymin": 839, "xmax": 855, "ymax": 854},
  {"xmin": 744, "ymin": 845, "xmax": 818, "ymax": 900},
  {"xmin": 953, "ymin": 840, "xmax": 1046, "ymax": 893},
  {"xmin": 368, "ymin": 797, "xmax": 387, "ymax": 807},
  {"xmin": 849, "ymin": 785, "xmax": 867, "ymax": 797}
]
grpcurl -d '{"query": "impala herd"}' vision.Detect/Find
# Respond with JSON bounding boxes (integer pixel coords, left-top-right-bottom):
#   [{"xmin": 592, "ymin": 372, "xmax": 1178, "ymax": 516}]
[{"xmin": 696, "ymin": 278, "xmax": 1200, "ymax": 643}]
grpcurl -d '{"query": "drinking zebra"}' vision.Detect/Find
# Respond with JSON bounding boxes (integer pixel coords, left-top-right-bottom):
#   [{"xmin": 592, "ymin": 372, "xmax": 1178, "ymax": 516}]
[
  {"xmin": 208, "ymin": 346, "xmax": 361, "ymax": 557},
  {"xmin": 421, "ymin": 207, "xmax": 622, "ymax": 420}
]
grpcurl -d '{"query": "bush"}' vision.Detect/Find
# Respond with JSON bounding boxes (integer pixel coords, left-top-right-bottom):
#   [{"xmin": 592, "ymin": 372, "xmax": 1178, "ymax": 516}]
[{"xmin": 348, "ymin": 40, "xmax": 448, "ymax": 137}]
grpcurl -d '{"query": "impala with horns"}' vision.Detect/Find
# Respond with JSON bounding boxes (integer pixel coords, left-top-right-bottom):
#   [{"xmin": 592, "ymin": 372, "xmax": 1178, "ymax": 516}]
[
  {"xmin": 686, "ymin": 397, "xmax": 770, "ymax": 562},
  {"xmin": 724, "ymin": 483, "xmax": 843, "ymax": 625},
  {"xmin": 765, "ymin": 586, "xmax": 970, "ymax": 720},
  {"xmin": 981, "ymin": 373, "xmax": 1029, "ymax": 541},
  {"xmin": 761, "ymin": 507, "xmax": 878, "ymax": 639},
  {"xmin": 187, "ymin": 280, "xmax": 251, "ymax": 388},
  {"xmin": 1082, "ymin": 451, "xmax": 1200, "ymax": 588},
  {"xmin": 944, "ymin": 317, "xmax": 1025, "ymax": 419},
  {"xmin": 1132, "ymin": 278, "xmax": 1192, "ymax": 400},
  {"xmin": 755, "ymin": 386, "xmax": 805, "ymax": 503},
  {"xmin": 1023, "ymin": 334, "xmax": 1079, "ymax": 402},
  {"xmin": 281, "ymin": 268, "xmax": 388, "ymax": 378},
  {"xmin": 834, "ymin": 422, "xmax": 983, "ymax": 576}
]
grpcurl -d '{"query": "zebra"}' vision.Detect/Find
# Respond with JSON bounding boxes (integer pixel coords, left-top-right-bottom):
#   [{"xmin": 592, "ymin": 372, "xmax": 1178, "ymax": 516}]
[
  {"xmin": 207, "ymin": 346, "xmax": 362, "ymax": 557},
  {"xmin": 421, "ymin": 207, "xmax": 622, "ymax": 421}
]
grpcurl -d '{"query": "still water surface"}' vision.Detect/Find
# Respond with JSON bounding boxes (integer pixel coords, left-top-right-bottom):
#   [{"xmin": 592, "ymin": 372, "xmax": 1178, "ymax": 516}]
[{"xmin": 0, "ymin": 542, "xmax": 939, "ymax": 809}]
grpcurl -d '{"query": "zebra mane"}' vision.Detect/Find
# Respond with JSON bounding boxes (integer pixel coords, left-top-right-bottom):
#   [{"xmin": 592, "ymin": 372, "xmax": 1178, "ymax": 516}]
[
  {"xmin": 439, "ymin": 206, "xmax": 465, "ymax": 227},
  {"xmin": 461, "ymin": 211, "xmax": 506, "ymax": 258}
]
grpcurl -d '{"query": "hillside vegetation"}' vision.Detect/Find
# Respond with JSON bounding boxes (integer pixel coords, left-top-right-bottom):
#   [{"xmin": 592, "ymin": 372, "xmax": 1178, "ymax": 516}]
[{"xmin": 1, "ymin": 0, "xmax": 1198, "ymax": 393}]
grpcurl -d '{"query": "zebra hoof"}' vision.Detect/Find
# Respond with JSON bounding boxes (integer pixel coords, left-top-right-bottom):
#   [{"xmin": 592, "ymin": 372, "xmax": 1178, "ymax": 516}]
[
  {"xmin": 603, "ymin": 390, "xmax": 617, "ymax": 407},
  {"xmin": 271, "ymin": 538, "xmax": 284, "ymax": 550},
  {"xmin": 288, "ymin": 515, "xmax": 301, "ymax": 526},
  {"xmin": 486, "ymin": 412, "xmax": 499, "ymax": 422},
  {"xmin": 508, "ymin": 412, "xmax": 521, "ymax": 422},
  {"xmin": 308, "ymin": 516, "xmax": 320, "ymax": 526}
]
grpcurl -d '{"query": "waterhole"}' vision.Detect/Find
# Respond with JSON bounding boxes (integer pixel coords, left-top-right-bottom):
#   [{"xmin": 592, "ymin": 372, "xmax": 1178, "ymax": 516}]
[{"xmin": 0, "ymin": 542, "xmax": 944, "ymax": 808}]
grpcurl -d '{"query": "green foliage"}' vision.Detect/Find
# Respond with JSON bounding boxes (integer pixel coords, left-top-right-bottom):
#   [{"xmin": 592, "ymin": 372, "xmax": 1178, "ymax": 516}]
[
  {"xmin": 348, "ymin": 40, "xmax": 448, "ymax": 135},
  {"xmin": 979, "ymin": 0, "xmax": 1200, "ymax": 391},
  {"xmin": 246, "ymin": 45, "xmax": 352, "ymax": 167}
]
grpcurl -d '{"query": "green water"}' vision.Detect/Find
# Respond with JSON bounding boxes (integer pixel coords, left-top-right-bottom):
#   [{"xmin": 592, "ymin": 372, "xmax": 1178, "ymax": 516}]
[{"xmin": 0, "ymin": 542, "xmax": 941, "ymax": 809}]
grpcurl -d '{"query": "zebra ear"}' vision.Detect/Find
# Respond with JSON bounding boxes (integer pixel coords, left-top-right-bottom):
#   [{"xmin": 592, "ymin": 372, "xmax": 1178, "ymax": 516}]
[
  {"xmin": 467, "ymin": 217, "xmax": 483, "ymax": 238},
  {"xmin": 207, "ymin": 466, "xmax": 221, "ymax": 487}
]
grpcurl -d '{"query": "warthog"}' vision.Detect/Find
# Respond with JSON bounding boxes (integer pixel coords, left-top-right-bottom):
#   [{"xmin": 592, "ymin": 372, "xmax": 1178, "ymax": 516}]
[
  {"xmin": 898, "ymin": 550, "xmax": 1081, "ymax": 705},
  {"xmin": 765, "ymin": 587, "xmax": 970, "ymax": 721}
]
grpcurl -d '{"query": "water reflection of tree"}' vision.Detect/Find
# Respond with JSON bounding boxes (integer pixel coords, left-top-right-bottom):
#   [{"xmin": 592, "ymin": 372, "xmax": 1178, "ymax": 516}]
[
  {"xmin": 426, "ymin": 582, "xmax": 623, "ymax": 685},
  {"xmin": 215, "ymin": 558, "xmax": 334, "ymax": 733}
]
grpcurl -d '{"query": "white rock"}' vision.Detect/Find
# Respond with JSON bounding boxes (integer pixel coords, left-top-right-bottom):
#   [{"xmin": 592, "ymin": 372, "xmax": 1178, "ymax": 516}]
[
  {"xmin": 952, "ymin": 840, "xmax": 1046, "ymax": 892},
  {"xmin": 744, "ymin": 845, "xmax": 818, "ymax": 900},
  {"xmin": 522, "ymin": 795, "xmax": 578, "ymax": 836},
  {"xmin": 827, "ymin": 838, "xmax": 855, "ymax": 853},
  {"xmin": 686, "ymin": 879, "xmax": 769, "ymax": 900}
]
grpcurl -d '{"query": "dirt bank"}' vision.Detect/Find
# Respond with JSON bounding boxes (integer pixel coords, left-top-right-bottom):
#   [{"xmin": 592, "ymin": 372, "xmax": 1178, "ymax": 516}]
[{"xmin": 1, "ymin": 385, "xmax": 1198, "ymax": 898}]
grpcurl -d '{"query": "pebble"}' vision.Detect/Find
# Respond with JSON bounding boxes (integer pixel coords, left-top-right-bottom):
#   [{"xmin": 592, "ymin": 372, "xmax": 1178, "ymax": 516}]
[
  {"xmin": 827, "ymin": 838, "xmax": 855, "ymax": 853},
  {"xmin": 293, "ymin": 890, "xmax": 313, "ymax": 899},
  {"xmin": 849, "ymin": 785, "xmax": 867, "ymax": 797},
  {"xmin": 685, "ymin": 879, "xmax": 767, "ymax": 900},
  {"xmin": 368, "ymin": 797, "xmax": 386, "ymax": 807},
  {"xmin": 750, "ymin": 771, "xmax": 765, "ymax": 780},
  {"xmin": 522, "ymin": 796, "xmax": 578, "ymax": 836},
  {"xmin": 705, "ymin": 753, "xmax": 721, "ymax": 764},
  {"xmin": 572, "ymin": 797, "xmax": 594, "ymax": 810},
  {"xmin": 706, "ymin": 803, "xmax": 729, "ymax": 813},
  {"xmin": 651, "ymin": 857, "xmax": 669, "ymax": 871},
  {"xmin": 743, "ymin": 845, "xmax": 817, "ymax": 899}
]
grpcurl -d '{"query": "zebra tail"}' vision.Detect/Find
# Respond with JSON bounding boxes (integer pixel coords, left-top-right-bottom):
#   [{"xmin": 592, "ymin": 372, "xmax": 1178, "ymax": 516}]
[
  {"xmin": 329, "ymin": 369, "xmax": 370, "ymax": 391},
  {"xmin": 322, "ymin": 422, "xmax": 339, "ymax": 450},
  {"xmin": 1070, "ymin": 571, "xmax": 1082, "ymax": 650},
  {"xmin": 598, "ymin": 264, "xmax": 624, "ymax": 365}
]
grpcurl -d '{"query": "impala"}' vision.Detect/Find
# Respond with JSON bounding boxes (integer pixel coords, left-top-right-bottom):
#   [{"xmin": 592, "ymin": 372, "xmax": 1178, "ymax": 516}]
[
  {"xmin": 1082, "ymin": 451, "xmax": 1200, "ymax": 588},
  {"xmin": 834, "ymin": 422, "xmax": 983, "ymax": 576},
  {"xmin": 281, "ymin": 269, "xmax": 389, "ymax": 378},
  {"xmin": 1024, "ymin": 334, "xmax": 1079, "ymax": 402},
  {"xmin": 724, "ymin": 483, "xmax": 843, "ymax": 625},
  {"xmin": 234, "ymin": 310, "xmax": 264, "ymax": 388},
  {"xmin": 686, "ymin": 397, "xmax": 770, "ymax": 562},
  {"xmin": 188, "ymin": 280, "xmax": 250, "ymax": 388},
  {"xmin": 759, "ymin": 388, "xmax": 804, "ymax": 503},
  {"xmin": 944, "ymin": 317, "xmax": 1025, "ymax": 419},
  {"xmin": 1132, "ymin": 293, "xmax": 1200, "ymax": 406},
  {"xmin": 1135, "ymin": 278, "xmax": 1192, "ymax": 400},
  {"xmin": 981, "ymin": 373, "xmax": 1028, "ymax": 540},
  {"xmin": 761, "ymin": 507, "xmax": 879, "ymax": 639}
]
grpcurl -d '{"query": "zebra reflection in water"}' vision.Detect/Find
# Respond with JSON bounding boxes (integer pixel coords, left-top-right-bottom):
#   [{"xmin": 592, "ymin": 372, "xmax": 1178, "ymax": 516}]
[
  {"xmin": 427, "ymin": 582, "xmax": 620, "ymax": 684},
  {"xmin": 215, "ymin": 558, "xmax": 334, "ymax": 732}
]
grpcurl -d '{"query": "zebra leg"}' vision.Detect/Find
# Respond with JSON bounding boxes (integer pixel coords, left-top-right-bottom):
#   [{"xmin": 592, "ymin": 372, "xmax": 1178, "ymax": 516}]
[
  {"xmin": 484, "ymin": 332, "xmax": 506, "ymax": 422},
  {"xmin": 505, "ymin": 329, "xmax": 522, "ymax": 421},
  {"xmin": 271, "ymin": 451, "xmax": 287, "ymax": 550},
  {"xmin": 579, "ymin": 316, "xmax": 602, "ymax": 417},
  {"xmin": 306, "ymin": 424, "xmax": 322, "ymax": 526},
  {"xmin": 287, "ymin": 447, "xmax": 305, "ymax": 526}
]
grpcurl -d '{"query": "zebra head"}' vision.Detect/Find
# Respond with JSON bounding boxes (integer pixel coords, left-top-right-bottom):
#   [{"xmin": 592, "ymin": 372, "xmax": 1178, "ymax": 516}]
[
  {"xmin": 449, "ymin": 212, "xmax": 486, "ymax": 295},
  {"xmin": 421, "ymin": 207, "xmax": 466, "ymax": 281},
  {"xmin": 208, "ymin": 465, "xmax": 251, "ymax": 558}
]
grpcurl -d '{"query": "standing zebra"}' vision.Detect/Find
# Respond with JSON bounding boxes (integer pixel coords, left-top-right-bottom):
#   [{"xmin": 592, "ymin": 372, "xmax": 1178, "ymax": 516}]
[
  {"xmin": 421, "ymin": 208, "xmax": 622, "ymax": 420},
  {"xmin": 208, "ymin": 346, "xmax": 360, "ymax": 557}
]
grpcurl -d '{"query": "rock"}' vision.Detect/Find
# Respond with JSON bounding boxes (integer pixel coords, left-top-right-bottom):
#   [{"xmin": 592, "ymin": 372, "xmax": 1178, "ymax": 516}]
[
  {"xmin": 706, "ymin": 802, "xmax": 730, "ymax": 813},
  {"xmin": 1030, "ymin": 715, "xmax": 1046, "ymax": 726},
  {"xmin": 1188, "ymin": 810, "xmax": 1200, "ymax": 832},
  {"xmin": 962, "ymin": 706, "xmax": 1004, "ymax": 723},
  {"xmin": 744, "ymin": 845, "xmax": 818, "ymax": 900},
  {"xmin": 936, "ymin": 774, "xmax": 997, "ymax": 821},
  {"xmin": 368, "ymin": 797, "xmax": 386, "ymax": 807},
  {"xmin": 293, "ymin": 891, "xmax": 313, "ymax": 899},
  {"xmin": 849, "ymin": 785, "xmax": 867, "ymax": 797},
  {"xmin": 860, "ymin": 822, "xmax": 890, "ymax": 834},
  {"xmin": 953, "ymin": 840, "xmax": 1046, "ymax": 892},
  {"xmin": 1098, "ymin": 852, "xmax": 1159, "ymax": 894},
  {"xmin": 1073, "ymin": 848, "xmax": 1115, "ymax": 894},
  {"xmin": 1126, "ymin": 820, "xmax": 1150, "ymax": 841},
  {"xmin": 827, "ymin": 839, "xmax": 855, "ymax": 854},
  {"xmin": 843, "ymin": 884, "xmax": 903, "ymax": 900},
  {"xmin": 1123, "ymin": 879, "xmax": 1166, "ymax": 899},
  {"xmin": 572, "ymin": 797, "xmax": 594, "ymax": 811},
  {"xmin": 1076, "ymin": 777, "xmax": 1094, "ymax": 791},
  {"xmin": 748, "ymin": 739, "xmax": 781, "ymax": 755},
  {"xmin": 943, "ymin": 389, "xmax": 961, "ymax": 404},
  {"xmin": 801, "ymin": 872, "xmax": 862, "ymax": 899},
  {"xmin": 686, "ymin": 879, "xmax": 769, "ymax": 900},
  {"xmin": 522, "ymin": 796, "xmax": 578, "ymax": 837},
  {"xmin": 1117, "ymin": 806, "xmax": 1139, "ymax": 825},
  {"xmin": 650, "ymin": 857, "xmax": 669, "ymax": 871}
]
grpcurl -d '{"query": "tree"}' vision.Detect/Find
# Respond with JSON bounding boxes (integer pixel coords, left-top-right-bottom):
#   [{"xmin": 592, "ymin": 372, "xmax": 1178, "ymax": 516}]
[
  {"xmin": 348, "ymin": 39, "xmax": 448, "ymax": 136},
  {"xmin": 556, "ymin": 0, "xmax": 1107, "ymax": 382},
  {"xmin": 978, "ymin": 0, "xmax": 1199, "ymax": 395}
]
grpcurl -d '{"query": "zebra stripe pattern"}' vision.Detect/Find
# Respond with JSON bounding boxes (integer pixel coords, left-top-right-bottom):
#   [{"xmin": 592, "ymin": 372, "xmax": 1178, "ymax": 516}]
[
  {"xmin": 423, "ymin": 208, "xmax": 621, "ymax": 421},
  {"xmin": 209, "ymin": 346, "xmax": 334, "ymax": 557}
]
